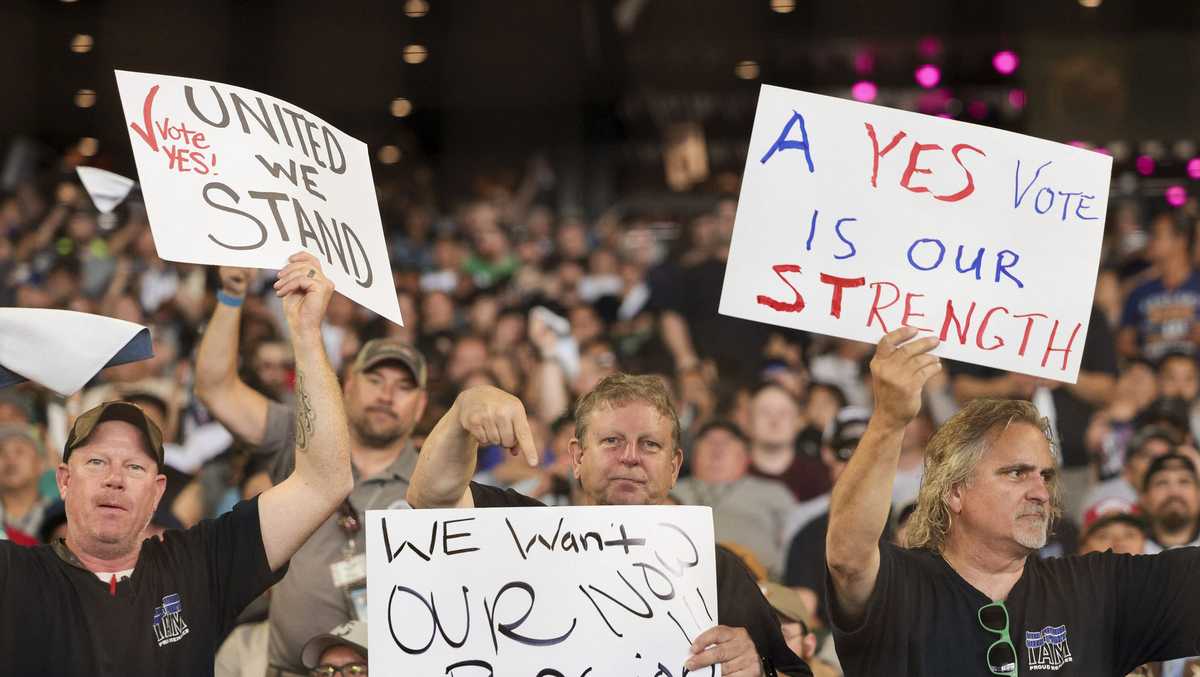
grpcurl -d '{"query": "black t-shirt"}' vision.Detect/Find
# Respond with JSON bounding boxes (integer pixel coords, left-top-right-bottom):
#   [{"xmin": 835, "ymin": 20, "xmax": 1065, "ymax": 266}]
[
  {"xmin": 828, "ymin": 541, "xmax": 1200, "ymax": 677},
  {"xmin": 469, "ymin": 482, "xmax": 812, "ymax": 676},
  {"xmin": 0, "ymin": 497, "xmax": 284, "ymax": 676}
]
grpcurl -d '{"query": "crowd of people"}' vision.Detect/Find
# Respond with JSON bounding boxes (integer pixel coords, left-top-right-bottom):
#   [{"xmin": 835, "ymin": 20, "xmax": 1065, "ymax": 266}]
[{"xmin": 1, "ymin": 145, "xmax": 1199, "ymax": 676}]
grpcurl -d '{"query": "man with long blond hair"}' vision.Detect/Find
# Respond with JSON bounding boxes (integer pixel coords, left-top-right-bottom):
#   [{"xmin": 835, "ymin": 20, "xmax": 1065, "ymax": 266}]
[{"xmin": 826, "ymin": 327, "xmax": 1200, "ymax": 677}]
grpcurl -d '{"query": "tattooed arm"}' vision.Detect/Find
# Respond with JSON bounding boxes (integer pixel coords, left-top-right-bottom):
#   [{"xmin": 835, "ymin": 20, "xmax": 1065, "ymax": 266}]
[{"xmin": 257, "ymin": 253, "xmax": 353, "ymax": 571}]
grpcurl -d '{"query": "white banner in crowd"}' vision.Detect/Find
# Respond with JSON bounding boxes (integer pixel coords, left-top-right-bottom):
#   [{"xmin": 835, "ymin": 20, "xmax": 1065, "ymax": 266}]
[
  {"xmin": 114, "ymin": 70, "xmax": 403, "ymax": 325},
  {"xmin": 721, "ymin": 84, "xmax": 1113, "ymax": 382},
  {"xmin": 366, "ymin": 506, "xmax": 719, "ymax": 676}
]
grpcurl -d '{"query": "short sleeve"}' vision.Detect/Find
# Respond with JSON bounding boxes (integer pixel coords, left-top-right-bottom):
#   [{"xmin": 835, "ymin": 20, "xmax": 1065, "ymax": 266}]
[
  {"xmin": 168, "ymin": 496, "xmax": 287, "ymax": 635},
  {"xmin": 826, "ymin": 541, "xmax": 902, "ymax": 651},
  {"xmin": 258, "ymin": 400, "xmax": 296, "ymax": 484},
  {"xmin": 1112, "ymin": 548, "xmax": 1200, "ymax": 669},
  {"xmin": 1119, "ymin": 286, "xmax": 1144, "ymax": 330},
  {"xmin": 468, "ymin": 482, "xmax": 546, "ymax": 508}
]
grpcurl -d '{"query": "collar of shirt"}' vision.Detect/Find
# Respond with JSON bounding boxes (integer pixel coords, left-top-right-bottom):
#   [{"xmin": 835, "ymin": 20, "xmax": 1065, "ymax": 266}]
[{"xmin": 351, "ymin": 441, "xmax": 417, "ymax": 486}]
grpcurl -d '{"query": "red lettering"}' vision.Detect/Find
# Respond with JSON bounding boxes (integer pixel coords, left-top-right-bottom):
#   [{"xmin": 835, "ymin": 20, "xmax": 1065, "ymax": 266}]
[
  {"xmin": 163, "ymin": 145, "xmax": 192, "ymax": 173},
  {"xmin": 128, "ymin": 85, "xmax": 160, "ymax": 152},
  {"xmin": 189, "ymin": 151, "xmax": 210, "ymax": 175},
  {"xmin": 818, "ymin": 273, "xmax": 865, "ymax": 318},
  {"xmin": 901, "ymin": 293, "xmax": 932, "ymax": 331},
  {"xmin": 865, "ymin": 123, "xmax": 907, "ymax": 188},
  {"xmin": 939, "ymin": 299, "xmax": 977, "ymax": 344},
  {"xmin": 899, "ymin": 143, "xmax": 942, "ymax": 194},
  {"xmin": 867, "ymin": 281, "xmax": 900, "ymax": 332},
  {"xmin": 756, "ymin": 264, "xmax": 806, "ymax": 313},
  {"xmin": 935, "ymin": 143, "xmax": 986, "ymax": 202},
  {"xmin": 1041, "ymin": 321, "xmax": 1083, "ymax": 370},
  {"xmin": 1012, "ymin": 312, "xmax": 1048, "ymax": 356},
  {"xmin": 192, "ymin": 131, "xmax": 209, "ymax": 150},
  {"xmin": 976, "ymin": 306, "xmax": 1009, "ymax": 350}
]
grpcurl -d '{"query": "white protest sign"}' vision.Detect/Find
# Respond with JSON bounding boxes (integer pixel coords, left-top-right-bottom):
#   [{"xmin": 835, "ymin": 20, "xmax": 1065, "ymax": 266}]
[
  {"xmin": 366, "ymin": 506, "xmax": 719, "ymax": 677},
  {"xmin": 720, "ymin": 84, "xmax": 1112, "ymax": 382},
  {"xmin": 76, "ymin": 167, "xmax": 135, "ymax": 213},
  {"xmin": 114, "ymin": 70, "xmax": 403, "ymax": 325}
]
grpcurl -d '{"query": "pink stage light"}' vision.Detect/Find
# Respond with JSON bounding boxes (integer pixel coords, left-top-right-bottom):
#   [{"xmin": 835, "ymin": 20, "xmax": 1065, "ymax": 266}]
[
  {"xmin": 993, "ymin": 50, "xmax": 1019, "ymax": 75},
  {"xmin": 915, "ymin": 64, "xmax": 941, "ymax": 89},
  {"xmin": 1166, "ymin": 185, "xmax": 1187, "ymax": 207},
  {"xmin": 851, "ymin": 81, "xmax": 878, "ymax": 102},
  {"xmin": 1135, "ymin": 155, "xmax": 1156, "ymax": 176},
  {"xmin": 966, "ymin": 100, "xmax": 988, "ymax": 120},
  {"xmin": 1007, "ymin": 88, "xmax": 1027, "ymax": 110},
  {"xmin": 917, "ymin": 36, "xmax": 942, "ymax": 59},
  {"xmin": 1187, "ymin": 158, "xmax": 1200, "ymax": 179}
]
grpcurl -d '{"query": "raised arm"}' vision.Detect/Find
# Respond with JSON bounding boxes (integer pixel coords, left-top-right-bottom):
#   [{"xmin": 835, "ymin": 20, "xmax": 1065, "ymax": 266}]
[
  {"xmin": 407, "ymin": 385, "xmax": 538, "ymax": 509},
  {"xmin": 257, "ymin": 253, "xmax": 353, "ymax": 571},
  {"xmin": 826, "ymin": 327, "xmax": 939, "ymax": 625},
  {"xmin": 194, "ymin": 266, "xmax": 272, "ymax": 445}
]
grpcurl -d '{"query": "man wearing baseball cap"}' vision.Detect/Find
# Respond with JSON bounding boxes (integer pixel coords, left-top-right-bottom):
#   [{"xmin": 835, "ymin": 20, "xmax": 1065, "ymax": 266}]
[
  {"xmin": 0, "ymin": 251, "xmax": 354, "ymax": 675},
  {"xmin": 302, "ymin": 621, "xmax": 368, "ymax": 676},
  {"xmin": 0, "ymin": 423, "xmax": 53, "ymax": 539},
  {"xmin": 1140, "ymin": 453, "xmax": 1200, "ymax": 553},
  {"xmin": 196, "ymin": 266, "xmax": 428, "ymax": 674}
]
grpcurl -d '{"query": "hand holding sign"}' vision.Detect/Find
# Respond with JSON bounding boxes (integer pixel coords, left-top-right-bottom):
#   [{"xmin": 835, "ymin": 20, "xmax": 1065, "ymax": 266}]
[
  {"xmin": 869, "ymin": 326, "xmax": 942, "ymax": 429},
  {"xmin": 687, "ymin": 624, "xmax": 763, "ymax": 676},
  {"xmin": 454, "ymin": 385, "xmax": 540, "ymax": 467},
  {"xmin": 275, "ymin": 251, "xmax": 334, "ymax": 338},
  {"xmin": 218, "ymin": 266, "xmax": 253, "ymax": 298}
]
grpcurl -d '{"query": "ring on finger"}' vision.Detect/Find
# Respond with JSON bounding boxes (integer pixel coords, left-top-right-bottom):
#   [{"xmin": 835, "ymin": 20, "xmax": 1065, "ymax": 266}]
[{"xmin": 306, "ymin": 269, "xmax": 317, "ymax": 279}]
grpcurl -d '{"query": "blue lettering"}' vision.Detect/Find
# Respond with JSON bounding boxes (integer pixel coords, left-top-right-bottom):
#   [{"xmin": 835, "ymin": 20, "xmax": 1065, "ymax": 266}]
[
  {"xmin": 1075, "ymin": 194, "xmax": 1099, "ymax": 220},
  {"xmin": 907, "ymin": 238, "xmax": 946, "ymax": 271},
  {"xmin": 1012, "ymin": 159, "xmax": 1053, "ymax": 209},
  {"xmin": 805, "ymin": 209, "xmax": 818, "ymax": 251},
  {"xmin": 954, "ymin": 246, "xmax": 985, "ymax": 280},
  {"xmin": 760, "ymin": 110, "xmax": 815, "ymax": 172},
  {"xmin": 834, "ymin": 217, "xmax": 857, "ymax": 259},
  {"xmin": 1033, "ymin": 187, "xmax": 1055, "ymax": 214},
  {"xmin": 994, "ymin": 250, "xmax": 1024, "ymax": 288},
  {"xmin": 1056, "ymin": 191, "xmax": 1082, "ymax": 221}
]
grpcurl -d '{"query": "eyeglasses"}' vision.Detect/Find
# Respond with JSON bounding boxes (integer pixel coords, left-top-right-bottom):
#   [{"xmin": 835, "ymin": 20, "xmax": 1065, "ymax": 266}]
[
  {"xmin": 978, "ymin": 600, "xmax": 1019, "ymax": 677},
  {"xmin": 310, "ymin": 663, "xmax": 367, "ymax": 677}
]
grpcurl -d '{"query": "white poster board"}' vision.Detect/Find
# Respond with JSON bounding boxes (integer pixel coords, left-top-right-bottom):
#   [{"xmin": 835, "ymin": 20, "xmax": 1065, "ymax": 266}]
[
  {"xmin": 720, "ymin": 84, "xmax": 1113, "ymax": 382},
  {"xmin": 114, "ymin": 69, "xmax": 403, "ymax": 325},
  {"xmin": 366, "ymin": 506, "xmax": 719, "ymax": 676}
]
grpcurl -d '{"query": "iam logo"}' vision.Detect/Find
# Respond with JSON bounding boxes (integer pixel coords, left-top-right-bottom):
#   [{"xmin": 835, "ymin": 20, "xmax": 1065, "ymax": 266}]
[
  {"xmin": 152, "ymin": 593, "xmax": 191, "ymax": 647},
  {"xmin": 1025, "ymin": 625, "xmax": 1073, "ymax": 671}
]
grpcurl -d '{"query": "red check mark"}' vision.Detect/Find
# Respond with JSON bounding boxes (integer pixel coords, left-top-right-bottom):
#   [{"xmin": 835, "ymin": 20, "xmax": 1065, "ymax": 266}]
[{"xmin": 128, "ymin": 85, "xmax": 160, "ymax": 152}]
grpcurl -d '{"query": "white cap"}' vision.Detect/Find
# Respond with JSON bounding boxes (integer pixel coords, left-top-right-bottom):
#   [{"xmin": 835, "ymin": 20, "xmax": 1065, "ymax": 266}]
[{"xmin": 301, "ymin": 620, "xmax": 368, "ymax": 669}]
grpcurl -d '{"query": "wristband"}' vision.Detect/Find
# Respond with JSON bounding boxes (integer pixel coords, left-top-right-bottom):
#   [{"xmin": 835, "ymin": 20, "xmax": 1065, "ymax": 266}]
[{"xmin": 216, "ymin": 290, "xmax": 245, "ymax": 308}]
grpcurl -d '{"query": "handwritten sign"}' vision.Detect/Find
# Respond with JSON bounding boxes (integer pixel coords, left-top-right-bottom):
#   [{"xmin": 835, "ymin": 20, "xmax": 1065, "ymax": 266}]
[
  {"xmin": 114, "ymin": 70, "xmax": 403, "ymax": 325},
  {"xmin": 720, "ymin": 84, "xmax": 1112, "ymax": 382},
  {"xmin": 366, "ymin": 506, "xmax": 719, "ymax": 676}
]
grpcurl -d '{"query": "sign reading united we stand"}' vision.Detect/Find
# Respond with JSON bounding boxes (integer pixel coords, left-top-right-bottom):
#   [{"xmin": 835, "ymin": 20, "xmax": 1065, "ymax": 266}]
[
  {"xmin": 114, "ymin": 69, "xmax": 403, "ymax": 325},
  {"xmin": 721, "ymin": 84, "xmax": 1113, "ymax": 383}
]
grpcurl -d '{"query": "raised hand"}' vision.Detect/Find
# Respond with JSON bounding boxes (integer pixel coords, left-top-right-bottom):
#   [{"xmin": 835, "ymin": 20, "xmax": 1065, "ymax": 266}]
[
  {"xmin": 869, "ymin": 326, "xmax": 941, "ymax": 429},
  {"xmin": 218, "ymin": 266, "xmax": 254, "ymax": 298},
  {"xmin": 454, "ymin": 385, "xmax": 540, "ymax": 467},
  {"xmin": 273, "ymin": 252, "xmax": 334, "ymax": 336}
]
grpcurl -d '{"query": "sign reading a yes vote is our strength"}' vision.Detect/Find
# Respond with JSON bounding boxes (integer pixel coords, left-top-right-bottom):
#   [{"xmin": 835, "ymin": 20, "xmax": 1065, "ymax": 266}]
[
  {"xmin": 114, "ymin": 70, "xmax": 403, "ymax": 325},
  {"xmin": 721, "ymin": 84, "xmax": 1113, "ymax": 383},
  {"xmin": 366, "ymin": 507, "xmax": 720, "ymax": 677}
]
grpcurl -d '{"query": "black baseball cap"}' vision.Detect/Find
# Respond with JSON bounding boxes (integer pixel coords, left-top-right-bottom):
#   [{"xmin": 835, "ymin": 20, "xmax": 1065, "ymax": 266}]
[
  {"xmin": 1142, "ymin": 453, "xmax": 1199, "ymax": 492},
  {"xmin": 825, "ymin": 406, "xmax": 871, "ymax": 462},
  {"xmin": 63, "ymin": 401, "xmax": 164, "ymax": 467}
]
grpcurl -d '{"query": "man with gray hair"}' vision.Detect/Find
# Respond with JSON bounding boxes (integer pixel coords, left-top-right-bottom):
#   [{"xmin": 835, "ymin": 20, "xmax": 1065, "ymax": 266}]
[
  {"xmin": 0, "ymin": 424, "xmax": 52, "ymax": 539},
  {"xmin": 826, "ymin": 326, "xmax": 1200, "ymax": 677}
]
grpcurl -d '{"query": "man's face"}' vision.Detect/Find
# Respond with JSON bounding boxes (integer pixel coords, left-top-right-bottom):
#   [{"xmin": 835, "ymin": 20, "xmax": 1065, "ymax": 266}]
[
  {"xmin": 570, "ymin": 402, "xmax": 682, "ymax": 506},
  {"xmin": 1126, "ymin": 438, "xmax": 1173, "ymax": 489},
  {"xmin": 55, "ymin": 421, "xmax": 166, "ymax": 558},
  {"xmin": 1148, "ymin": 215, "xmax": 1184, "ymax": 264},
  {"xmin": 317, "ymin": 645, "xmax": 367, "ymax": 674},
  {"xmin": 1159, "ymin": 357, "xmax": 1199, "ymax": 400},
  {"xmin": 1142, "ymin": 468, "xmax": 1200, "ymax": 533},
  {"xmin": 0, "ymin": 436, "xmax": 41, "ymax": 493},
  {"xmin": 951, "ymin": 422, "xmax": 1057, "ymax": 554},
  {"xmin": 253, "ymin": 342, "xmax": 293, "ymax": 396},
  {"xmin": 344, "ymin": 364, "xmax": 427, "ymax": 449},
  {"xmin": 749, "ymin": 387, "xmax": 801, "ymax": 446},
  {"xmin": 1080, "ymin": 522, "xmax": 1147, "ymax": 555},
  {"xmin": 691, "ymin": 429, "xmax": 750, "ymax": 484}
]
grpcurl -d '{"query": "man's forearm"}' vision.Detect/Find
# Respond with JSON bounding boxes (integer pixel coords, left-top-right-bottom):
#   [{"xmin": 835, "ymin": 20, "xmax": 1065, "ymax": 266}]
[
  {"xmin": 827, "ymin": 419, "xmax": 904, "ymax": 570},
  {"xmin": 289, "ymin": 330, "xmax": 352, "ymax": 503},
  {"xmin": 195, "ymin": 300, "xmax": 242, "ymax": 397},
  {"xmin": 408, "ymin": 399, "xmax": 479, "ymax": 508}
]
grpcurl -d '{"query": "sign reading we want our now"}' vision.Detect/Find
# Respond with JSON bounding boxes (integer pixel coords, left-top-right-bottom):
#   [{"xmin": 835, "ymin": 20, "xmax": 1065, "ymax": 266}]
[
  {"xmin": 721, "ymin": 84, "xmax": 1113, "ymax": 383},
  {"xmin": 115, "ymin": 70, "xmax": 403, "ymax": 325}
]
